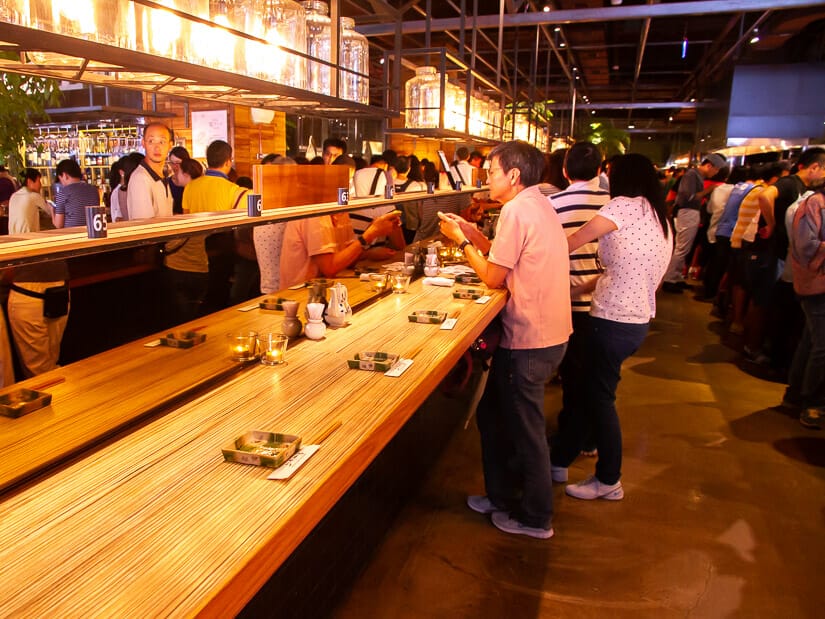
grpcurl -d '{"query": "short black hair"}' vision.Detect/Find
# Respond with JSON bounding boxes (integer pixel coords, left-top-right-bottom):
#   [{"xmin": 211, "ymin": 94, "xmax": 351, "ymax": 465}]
[
  {"xmin": 469, "ymin": 150, "xmax": 484, "ymax": 162},
  {"xmin": 727, "ymin": 166, "xmax": 750, "ymax": 185},
  {"xmin": 370, "ymin": 155, "xmax": 386, "ymax": 166},
  {"xmin": 564, "ymin": 141, "xmax": 602, "ymax": 181},
  {"xmin": 56, "ymin": 159, "xmax": 82, "ymax": 180},
  {"xmin": 394, "ymin": 155, "xmax": 410, "ymax": 175},
  {"xmin": 261, "ymin": 153, "xmax": 280, "ymax": 165},
  {"xmin": 20, "ymin": 167, "xmax": 41, "ymax": 185},
  {"xmin": 381, "ymin": 149, "xmax": 398, "ymax": 168},
  {"xmin": 236, "ymin": 176, "xmax": 254, "ymax": 189},
  {"xmin": 456, "ymin": 146, "xmax": 470, "ymax": 160},
  {"xmin": 322, "ymin": 137, "xmax": 347, "ymax": 155},
  {"xmin": 206, "ymin": 140, "xmax": 233, "ymax": 168},
  {"xmin": 488, "ymin": 140, "xmax": 544, "ymax": 187},
  {"xmin": 798, "ymin": 147, "xmax": 825, "ymax": 169}
]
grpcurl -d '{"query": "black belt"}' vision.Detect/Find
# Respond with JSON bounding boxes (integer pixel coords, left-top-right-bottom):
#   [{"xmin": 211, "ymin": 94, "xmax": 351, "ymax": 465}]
[{"xmin": 10, "ymin": 283, "xmax": 65, "ymax": 299}]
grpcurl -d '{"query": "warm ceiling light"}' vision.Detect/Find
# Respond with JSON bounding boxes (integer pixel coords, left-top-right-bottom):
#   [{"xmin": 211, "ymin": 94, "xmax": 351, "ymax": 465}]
[
  {"xmin": 559, "ymin": 42, "xmax": 566, "ymax": 47},
  {"xmin": 543, "ymin": 5, "xmax": 550, "ymax": 12},
  {"xmin": 591, "ymin": 110, "xmax": 596, "ymax": 115},
  {"xmin": 554, "ymin": 27, "xmax": 561, "ymax": 32},
  {"xmin": 628, "ymin": 123, "xmax": 635, "ymax": 129},
  {"xmin": 750, "ymin": 29, "xmax": 760, "ymax": 44}
]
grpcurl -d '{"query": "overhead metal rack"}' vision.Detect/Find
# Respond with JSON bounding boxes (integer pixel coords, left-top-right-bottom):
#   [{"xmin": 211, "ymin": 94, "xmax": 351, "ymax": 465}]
[{"xmin": 0, "ymin": 21, "xmax": 393, "ymax": 119}]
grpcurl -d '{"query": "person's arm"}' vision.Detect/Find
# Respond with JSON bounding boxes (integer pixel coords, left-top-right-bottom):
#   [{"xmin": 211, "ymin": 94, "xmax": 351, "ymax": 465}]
[
  {"xmin": 758, "ymin": 185, "xmax": 778, "ymax": 231},
  {"xmin": 437, "ymin": 211, "xmax": 507, "ymax": 288},
  {"xmin": 439, "ymin": 211, "xmax": 491, "ymax": 253},
  {"xmin": 53, "ymin": 213, "xmax": 65, "ymax": 228},
  {"xmin": 567, "ymin": 214, "xmax": 618, "ymax": 252},
  {"xmin": 313, "ymin": 240, "xmax": 363, "ymax": 277},
  {"xmin": 571, "ymin": 276, "xmax": 600, "ymax": 297}
]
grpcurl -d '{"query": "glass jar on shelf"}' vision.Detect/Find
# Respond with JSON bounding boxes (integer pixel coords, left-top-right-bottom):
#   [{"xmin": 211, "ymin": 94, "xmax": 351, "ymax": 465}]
[
  {"xmin": 236, "ymin": 0, "xmax": 307, "ymax": 89},
  {"xmin": 444, "ymin": 82, "xmax": 466, "ymax": 132},
  {"xmin": 302, "ymin": 0, "xmax": 331, "ymax": 95},
  {"xmin": 0, "ymin": 0, "xmax": 28, "ymax": 24},
  {"xmin": 404, "ymin": 66, "xmax": 441, "ymax": 129},
  {"xmin": 340, "ymin": 16, "xmax": 368, "ymax": 104}
]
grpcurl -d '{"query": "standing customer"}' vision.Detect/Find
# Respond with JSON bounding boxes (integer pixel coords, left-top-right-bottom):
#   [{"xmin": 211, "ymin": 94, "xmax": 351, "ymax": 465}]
[
  {"xmin": 128, "ymin": 122, "xmax": 174, "ymax": 220},
  {"xmin": 785, "ymin": 187, "xmax": 825, "ymax": 429},
  {"xmin": 552, "ymin": 153, "xmax": 672, "ymax": 500},
  {"xmin": 53, "ymin": 159, "xmax": 99, "ymax": 228},
  {"xmin": 438, "ymin": 140, "xmax": 572, "ymax": 540},
  {"xmin": 548, "ymin": 142, "xmax": 610, "ymax": 460},
  {"xmin": 662, "ymin": 153, "xmax": 725, "ymax": 292},
  {"xmin": 8, "ymin": 168, "xmax": 54, "ymax": 231},
  {"xmin": 8, "ymin": 168, "xmax": 69, "ymax": 377}
]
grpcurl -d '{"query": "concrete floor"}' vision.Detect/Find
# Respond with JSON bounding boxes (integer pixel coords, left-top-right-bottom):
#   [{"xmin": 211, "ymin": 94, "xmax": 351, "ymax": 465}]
[{"xmin": 332, "ymin": 291, "xmax": 825, "ymax": 618}]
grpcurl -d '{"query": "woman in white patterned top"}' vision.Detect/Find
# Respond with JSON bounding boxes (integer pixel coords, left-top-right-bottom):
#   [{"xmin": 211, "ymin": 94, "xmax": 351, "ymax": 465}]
[{"xmin": 552, "ymin": 153, "xmax": 673, "ymax": 502}]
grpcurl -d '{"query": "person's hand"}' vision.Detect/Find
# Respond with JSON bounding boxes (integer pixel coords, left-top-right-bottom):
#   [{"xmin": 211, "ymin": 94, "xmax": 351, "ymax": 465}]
[
  {"xmin": 437, "ymin": 211, "xmax": 464, "ymax": 243},
  {"xmin": 366, "ymin": 210, "xmax": 401, "ymax": 241}
]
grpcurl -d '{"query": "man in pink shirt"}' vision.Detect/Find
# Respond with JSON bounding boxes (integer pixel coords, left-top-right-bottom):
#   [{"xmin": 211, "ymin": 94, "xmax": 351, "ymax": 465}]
[{"xmin": 439, "ymin": 141, "xmax": 571, "ymax": 540}]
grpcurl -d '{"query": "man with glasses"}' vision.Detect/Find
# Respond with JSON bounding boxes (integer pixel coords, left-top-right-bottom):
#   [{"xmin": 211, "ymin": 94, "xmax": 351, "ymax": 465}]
[
  {"xmin": 128, "ymin": 122, "xmax": 174, "ymax": 220},
  {"xmin": 167, "ymin": 145, "xmax": 190, "ymax": 215}
]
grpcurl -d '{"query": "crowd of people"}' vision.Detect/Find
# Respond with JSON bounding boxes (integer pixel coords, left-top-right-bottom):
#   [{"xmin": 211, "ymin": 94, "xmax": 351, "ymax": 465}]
[{"xmin": 660, "ymin": 147, "xmax": 825, "ymax": 430}]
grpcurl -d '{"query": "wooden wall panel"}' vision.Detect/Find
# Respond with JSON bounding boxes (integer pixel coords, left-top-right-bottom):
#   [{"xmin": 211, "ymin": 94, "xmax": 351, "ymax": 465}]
[{"xmin": 252, "ymin": 165, "xmax": 349, "ymax": 208}]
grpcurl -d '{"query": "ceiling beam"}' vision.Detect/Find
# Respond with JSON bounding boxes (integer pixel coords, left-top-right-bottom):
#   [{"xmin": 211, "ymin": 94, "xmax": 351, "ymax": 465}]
[
  {"xmin": 545, "ymin": 101, "xmax": 726, "ymax": 110},
  {"xmin": 357, "ymin": 0, "xmax": 823, "ymax": 36}
]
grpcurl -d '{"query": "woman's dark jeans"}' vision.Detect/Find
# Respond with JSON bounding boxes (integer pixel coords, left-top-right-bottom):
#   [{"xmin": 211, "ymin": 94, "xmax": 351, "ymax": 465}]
[{"xmin": 552, "ymin": 316, "xmax": 649, "ymax": 485}]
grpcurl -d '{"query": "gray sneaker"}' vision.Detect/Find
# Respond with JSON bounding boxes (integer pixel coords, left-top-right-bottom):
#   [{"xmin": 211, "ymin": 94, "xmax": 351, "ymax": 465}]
[
  {"xmin": 466, "ymin": 495, "xmax": 504, "ymax": 514},
  {"xmin": 491, "ymin": 511, "xmax": 554, "ymax": 540},
  {"xmin": 565, "ymin": 476, "xmax": 624, "ymax": 500},
  {"xmin": 799, "ymin": 408, "xmax": 823, "ymax": 430},
  {"xmin": 551, "ymin": 465, "xmax": 568, "ymax": 483}
]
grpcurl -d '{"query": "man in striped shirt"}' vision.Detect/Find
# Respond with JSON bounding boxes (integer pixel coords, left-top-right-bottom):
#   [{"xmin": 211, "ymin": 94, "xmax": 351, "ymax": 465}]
[{"xmin": 548, "ymin": 141, "xmax": 609, "ymax": 460}]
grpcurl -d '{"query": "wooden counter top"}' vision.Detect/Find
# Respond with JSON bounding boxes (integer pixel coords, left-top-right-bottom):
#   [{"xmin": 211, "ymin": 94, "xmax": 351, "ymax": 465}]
[
  {"xmin": 0, "ymin": 276, "xmax": 380, "ymax": 494},
  {"xmin": 0, "ymin": 278, "xmax": 505, "ymax": 617}
]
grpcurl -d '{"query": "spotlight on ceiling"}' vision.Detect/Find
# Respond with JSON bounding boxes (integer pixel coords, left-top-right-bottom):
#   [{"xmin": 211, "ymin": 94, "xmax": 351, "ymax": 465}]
[
  {"xmin": 749, "ymin": 28, "xmax": 760, "ymax": 44},
  {"xmin": 543, "ymin": 5, "xmax": 550, "ymax": 12},
  {"xmin": 554, "ymin": 26, "xmax": 561, "ymax": 32},
  {"xmin": 628, "ymin": 123, "xmax": 635, "ymax": 129}
]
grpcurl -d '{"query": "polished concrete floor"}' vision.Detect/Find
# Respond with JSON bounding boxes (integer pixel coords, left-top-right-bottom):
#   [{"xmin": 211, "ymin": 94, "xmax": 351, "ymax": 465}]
[{"xmin": 332, "ymin": 291, "xmax": 825, "ymax": 618}]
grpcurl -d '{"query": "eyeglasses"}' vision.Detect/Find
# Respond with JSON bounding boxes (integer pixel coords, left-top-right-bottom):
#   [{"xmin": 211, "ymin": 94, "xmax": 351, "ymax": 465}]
[{"xmin": 487, "ymin": 166, "xmax": 505, "ymax": 178}]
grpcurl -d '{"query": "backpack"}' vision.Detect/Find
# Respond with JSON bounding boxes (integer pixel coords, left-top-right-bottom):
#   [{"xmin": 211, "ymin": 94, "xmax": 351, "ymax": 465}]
[{"xmin": 789, "ymin": 191, "xmax": 821, "ymax": 270}]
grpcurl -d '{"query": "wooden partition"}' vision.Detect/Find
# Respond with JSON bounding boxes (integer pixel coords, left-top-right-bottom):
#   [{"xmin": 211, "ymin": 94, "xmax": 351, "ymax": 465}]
[{"xmin": 252, "ymin": 164, "xmax": 350, "ymax": 208}]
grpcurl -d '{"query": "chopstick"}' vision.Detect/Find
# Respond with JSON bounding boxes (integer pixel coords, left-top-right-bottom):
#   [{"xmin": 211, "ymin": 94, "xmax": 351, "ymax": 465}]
[
  {"xmin": 29, "ymin": 376, "xmax": 66, "ymax": 391},
  {"xmin": 309, "ymin": 420, "xmax": 342, "ymax": 445}
]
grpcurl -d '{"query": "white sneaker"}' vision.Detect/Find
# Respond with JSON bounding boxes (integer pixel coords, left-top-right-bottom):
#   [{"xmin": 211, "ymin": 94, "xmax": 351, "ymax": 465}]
[
  {"xmin": 466, "ymin": 495, "xmax": 504, "ymax": 514},
  {"xmin": 565, "ymin": 476, "xmax": 624, "ymax": 500},
  {"xmin": 551, "ymin": 465, "xmax": 568, "ymax": 483},
  {"xmin": 491, "ymin": 511, "xmax": 554, "ymax": 540}
]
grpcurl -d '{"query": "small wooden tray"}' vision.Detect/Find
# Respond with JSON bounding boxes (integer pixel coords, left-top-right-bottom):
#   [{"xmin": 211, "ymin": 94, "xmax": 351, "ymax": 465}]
[
  {"xmin": 259, "ymin": 296, "xmax": 289, "ymax": 311},
  {"xmin": 453, "ymin": 287, "xmax": 485, "ymax": 300},
  {"xmin": 0, "ymin": 388, "xmax": 52, "ymax": 418},
  {"xmin": 160, "ymin": 331, "xmax": 207, "ymax": 349},
  {"xmin": 222, "ymin": 431, "xmax": 302, "ymax": 468},
  {"xmin": 347, "ymin": 351, "xmax": 399, "ymax": 372},
  {"xmin": 408, "ymin": 310, "xmax": 447, "ymax": 324}
]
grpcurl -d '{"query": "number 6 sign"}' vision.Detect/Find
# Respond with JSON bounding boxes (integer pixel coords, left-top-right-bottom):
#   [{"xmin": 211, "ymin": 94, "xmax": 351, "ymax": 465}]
[
  {"xmin": 247, "ymin": 193, "xmax": 262, "ymax": 217},
  {"xmin": 85, "ymin": 206, "xmax": 108, "ymax": 239}
]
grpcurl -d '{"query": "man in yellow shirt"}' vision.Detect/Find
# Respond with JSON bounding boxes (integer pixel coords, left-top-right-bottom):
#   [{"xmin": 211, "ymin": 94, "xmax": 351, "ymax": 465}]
[{"xmin": 165, "ymin": 141, "xmax": 247, "ymax": 323}]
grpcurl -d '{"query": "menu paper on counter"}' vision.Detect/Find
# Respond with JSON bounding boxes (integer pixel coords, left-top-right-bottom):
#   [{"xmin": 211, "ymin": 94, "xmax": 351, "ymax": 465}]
[
  {"xmin": 384, "ymin": 358, "xmax": 414, "ymax": 377},
  {"xmin": 267, "ymin": 445, "xmax": 321, "ymax": 480}
]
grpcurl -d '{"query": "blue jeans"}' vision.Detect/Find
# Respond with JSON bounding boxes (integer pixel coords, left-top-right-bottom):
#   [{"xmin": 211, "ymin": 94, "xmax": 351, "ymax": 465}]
[
  {"xmin": 477, "ymin": 343, "xmax": 567, "ymax": 529},
  {"xmin": 552, "ymin": 316, "xmax": 648, "ymax": 485},
  {"xmin": 785, "ymin": 293, "xmax": 825, "ymax": 409}
]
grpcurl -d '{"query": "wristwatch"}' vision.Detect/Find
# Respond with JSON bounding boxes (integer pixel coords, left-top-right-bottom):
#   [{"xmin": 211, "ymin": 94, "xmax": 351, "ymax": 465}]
[
  {"xmin": 357, "ymin": 234, "xmax": 368, "ymax": 249},
  {"xmin": 459, "ymin": 239, "xmax": 472, "ymax": 252}
]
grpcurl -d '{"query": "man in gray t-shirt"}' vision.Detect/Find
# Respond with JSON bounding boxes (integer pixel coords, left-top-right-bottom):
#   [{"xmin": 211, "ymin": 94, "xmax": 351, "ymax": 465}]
[
  {"xmin": 53, "ymin": 159, "xmax": 99, "ymax": 228},
  {"xmin": 663, "ymin": 153, "xmax": 725, "ymax": 290}
]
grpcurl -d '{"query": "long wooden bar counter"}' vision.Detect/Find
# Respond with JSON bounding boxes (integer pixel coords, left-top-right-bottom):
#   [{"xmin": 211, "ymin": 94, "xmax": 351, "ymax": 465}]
[
  {"xmin": 0, "ymin": 277, "xmax": 506, "ymax": 617},
  {"xmin": 0, "ymin": 276, "xmax": 381, "ymax": 494}
]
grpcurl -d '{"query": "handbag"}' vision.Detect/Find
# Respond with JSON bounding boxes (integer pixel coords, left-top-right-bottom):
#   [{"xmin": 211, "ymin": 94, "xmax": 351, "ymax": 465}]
[{"xmin": 11, "ymin": 284, "xmax": 70, "ymax": 318}]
